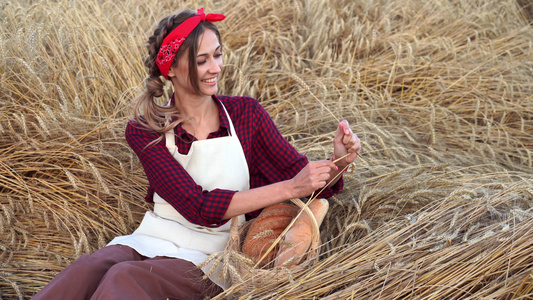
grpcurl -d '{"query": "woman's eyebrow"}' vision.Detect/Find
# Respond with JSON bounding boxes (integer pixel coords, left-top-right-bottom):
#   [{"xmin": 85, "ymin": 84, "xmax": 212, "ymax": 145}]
[{"xmin": 197, "ymin": 45, "xmax": 221, "ymax": 57}]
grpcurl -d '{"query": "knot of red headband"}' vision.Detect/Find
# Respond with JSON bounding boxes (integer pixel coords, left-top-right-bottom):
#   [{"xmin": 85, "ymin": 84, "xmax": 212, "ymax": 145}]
[{"xmin": 156, "ymin": 8, "xmax": 225, "ymax": 79}]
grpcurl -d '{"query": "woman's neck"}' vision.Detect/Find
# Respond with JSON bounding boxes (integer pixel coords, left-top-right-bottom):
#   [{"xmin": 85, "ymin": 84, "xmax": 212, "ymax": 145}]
[{"xmin": 174, "ymin": 95, "xmax": 219, "ymax": 140}]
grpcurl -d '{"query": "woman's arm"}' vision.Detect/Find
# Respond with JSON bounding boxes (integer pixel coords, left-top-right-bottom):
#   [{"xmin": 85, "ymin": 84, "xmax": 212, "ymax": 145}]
[
  {"xmin": 222, "ymin": 120, "xmax": 361, "ymax": 220},
  {"xmin": 220, "ymin": 97, "xmax": 358, "ymax": 219},
  {"xmin": 222, "ymin": 160, "xmax": 337, "ymax": 219},
  {"xmin": 125, "ymin": 120, "xmax": 237, "ymax": 227},
  {"xmin": 242, "ymin": 97, "xmax": 345, "ymax": 197}
]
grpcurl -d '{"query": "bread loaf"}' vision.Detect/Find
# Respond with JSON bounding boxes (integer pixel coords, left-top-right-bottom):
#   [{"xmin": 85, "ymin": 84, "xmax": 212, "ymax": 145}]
[
  {"xmin": 242, "ymin": 203, "xmax": 299, "ymax": 267},
  {"xmin": 274, "ymin": 198, "xmax": 329, "ymax": 268}
]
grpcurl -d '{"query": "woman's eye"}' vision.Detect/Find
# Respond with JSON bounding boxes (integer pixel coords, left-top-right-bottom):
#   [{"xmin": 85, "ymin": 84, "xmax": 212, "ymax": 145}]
[{"xmin": 197, "ymin": 53, "xmax": 222, "ymax": 65}]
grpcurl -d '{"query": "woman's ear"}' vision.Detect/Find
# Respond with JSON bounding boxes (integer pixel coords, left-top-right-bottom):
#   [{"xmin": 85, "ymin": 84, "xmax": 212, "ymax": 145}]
[{"xmin": 167, "ymin": 67, "xmax": 176, "ymax": 78}]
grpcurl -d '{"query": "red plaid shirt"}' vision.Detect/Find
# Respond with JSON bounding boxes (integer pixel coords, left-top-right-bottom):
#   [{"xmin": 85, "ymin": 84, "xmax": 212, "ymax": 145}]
[{"xmin": 125, "ymin": 95, "xmax": 343, "ymax": 227}]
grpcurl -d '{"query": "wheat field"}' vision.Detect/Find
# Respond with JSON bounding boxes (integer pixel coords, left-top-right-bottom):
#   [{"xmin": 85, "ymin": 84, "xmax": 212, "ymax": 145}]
[{"xmin": 1, "ymin": 0, "xmax": 532, "ymax": 299}]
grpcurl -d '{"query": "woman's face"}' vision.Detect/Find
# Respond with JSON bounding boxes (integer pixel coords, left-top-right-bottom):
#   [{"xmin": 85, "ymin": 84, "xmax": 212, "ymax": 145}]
[{"xmin": 168, "ymin": 29, "xmax": 223, "ymax": 100}]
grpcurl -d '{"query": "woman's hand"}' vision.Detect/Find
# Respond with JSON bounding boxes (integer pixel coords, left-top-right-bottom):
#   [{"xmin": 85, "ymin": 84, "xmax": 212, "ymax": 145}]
[
  {"xmin": 289, "ymin": 160, "xmax": 338, "ymax": 198},
  {"xmin": 225, "ymin": 160, "xmax": 337, "ymax": 219},
  {"xmin": 333, "ymin": 120, "xmax": 361, "ymax": 168},
  {"xmin": 225, "ymin": 122, "xmax": 360, "ymax": 219}
]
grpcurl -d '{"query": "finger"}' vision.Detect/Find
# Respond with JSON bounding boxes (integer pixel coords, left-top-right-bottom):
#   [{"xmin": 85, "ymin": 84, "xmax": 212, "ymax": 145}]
[
  {"xmin": 319, "ymin": 162, "xmax": 338, "ymax": 172},
  {"xmin": 354, "ymin": 136, "xmax": 362, "ymax": 154},
  {"xmin": 343, "ymin": 133, "xmax": 356, "ymax": 148},
  {"xmin": 336, "ymin": 120, "xmax": 351, "ymax": 141},
  {"xmin": 315, "ymin": 172, "xmax": 331, "ymax": 184},
  {"xmin": 348, "ymin": 151, "xmax": 358, "ymax": 162},
  {"xmin": 314, "ymin": 180, "xmax": 327, "ymax": 190},
  {"xmin": 340, "ymin": 120, "xmax": 351, "ymax": 135},
  {"xmin": 318, "ymin": 159, "xmax": 338, "ymax": 168},
  {"xmin": 343, "ymin": 138, "xmax": 361, "ymax": 163},
  {"xmin": 334, "ymin": 123, "xmax": 345, "ymax": 144},
  {"xmin": 309, "ymin": 160, "xmax": 338, "ymax": 172},
  {"xmin": 317, "ymin": 165, "xmax": 336, "ymax": 175},
  {"xmin": 349, "ymin": 137, "xmax": 361, "ymax": 155},
  {"xmin": 342, "ymin": 132, "xmax": 357, "ymax": 147},
  {"xmin": 352, "ymin": 139, "xmax": 362, "ymax": 157},
  {"xmin": 339, "ymin": 120, "xmax": 353, "ymax": 141}
]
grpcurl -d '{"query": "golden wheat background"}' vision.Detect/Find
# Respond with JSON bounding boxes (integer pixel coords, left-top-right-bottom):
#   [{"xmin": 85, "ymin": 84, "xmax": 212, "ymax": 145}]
[{"xmin": 1, "ymin": 0, "xmax": 532, "ymax": 298}]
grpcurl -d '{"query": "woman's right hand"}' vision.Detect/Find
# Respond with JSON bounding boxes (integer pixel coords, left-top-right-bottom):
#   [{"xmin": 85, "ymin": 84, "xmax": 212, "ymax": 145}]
[
  {"xmin": 224, "ymin": 160, "xmax": 338, "ymax": 220},
  {"xmin": 289, "ymin": 160, "xmax": 338, "ymax": 198}
]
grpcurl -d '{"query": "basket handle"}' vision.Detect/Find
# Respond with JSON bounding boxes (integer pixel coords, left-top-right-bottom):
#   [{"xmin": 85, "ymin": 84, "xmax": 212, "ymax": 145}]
[
  {"xmin": 289, "ymin": 198, "xmax": 321, "ymax": 257},
  {"xmin": 244, "ymin": 198, "xmax": 322, "ymax": 269}
]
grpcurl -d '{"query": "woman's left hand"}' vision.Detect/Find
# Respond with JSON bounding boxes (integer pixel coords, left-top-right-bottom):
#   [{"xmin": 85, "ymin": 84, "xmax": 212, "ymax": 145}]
[{"xmin": 333, "ymin": 120, "xmax": 361, "ymax": 168}]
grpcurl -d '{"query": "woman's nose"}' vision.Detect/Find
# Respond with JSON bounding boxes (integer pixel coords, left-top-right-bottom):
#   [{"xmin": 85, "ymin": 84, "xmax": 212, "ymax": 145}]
[{"xmin": 209, "ymin": 58, "xmax": 221, "ymax": 74}]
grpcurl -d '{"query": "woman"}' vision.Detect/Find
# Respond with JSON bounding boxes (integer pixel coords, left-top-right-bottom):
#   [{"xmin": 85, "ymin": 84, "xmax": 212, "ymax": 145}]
[{"xmin": 34, "ymin": 8, "xmax": 361, "ymax": 300}]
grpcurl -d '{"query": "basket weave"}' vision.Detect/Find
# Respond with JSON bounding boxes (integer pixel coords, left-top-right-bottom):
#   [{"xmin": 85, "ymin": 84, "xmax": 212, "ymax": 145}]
[{"xmin": 209, "ymin": 198, "xmax": 322, "ymax": 292}]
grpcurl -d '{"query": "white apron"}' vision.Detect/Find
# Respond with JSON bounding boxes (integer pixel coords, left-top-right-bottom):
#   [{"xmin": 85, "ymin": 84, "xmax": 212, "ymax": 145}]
[{"xmin": 108, "ymin": 103, "xmax": 249, "ymax": 290}]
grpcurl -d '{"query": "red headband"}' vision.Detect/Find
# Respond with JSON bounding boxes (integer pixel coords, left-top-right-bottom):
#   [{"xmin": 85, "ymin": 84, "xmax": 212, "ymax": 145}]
[{"xmin": 156, "ymin": 8, "xmax": 225, "ymax": 79}]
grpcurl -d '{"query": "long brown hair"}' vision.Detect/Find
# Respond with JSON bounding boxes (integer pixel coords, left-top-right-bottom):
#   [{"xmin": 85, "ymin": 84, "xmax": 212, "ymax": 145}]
[{"xmin": 133, "ymin": 9, "xmax": 222, "ymax": 137}]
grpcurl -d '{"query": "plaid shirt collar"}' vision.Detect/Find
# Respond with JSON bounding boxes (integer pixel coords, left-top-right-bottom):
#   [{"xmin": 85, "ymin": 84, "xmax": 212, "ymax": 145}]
[{"xmin": 169, "ymin": 94, "xmax": 230, "ymax": 141}]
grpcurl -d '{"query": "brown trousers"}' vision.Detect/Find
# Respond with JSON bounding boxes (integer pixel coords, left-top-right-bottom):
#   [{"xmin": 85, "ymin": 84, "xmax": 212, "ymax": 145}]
[{"xmin": 32, "ymin": 245, "xmax": 222, "ymax": 300}]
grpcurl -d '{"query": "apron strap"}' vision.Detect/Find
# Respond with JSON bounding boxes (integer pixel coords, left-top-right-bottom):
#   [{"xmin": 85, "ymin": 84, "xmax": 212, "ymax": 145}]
[
  {"xmin": 165, "ymin": 131, "xmax": 177, "ymax": 156},
  {"xmin": 219, "ymin": 103, "xmax": 237, "ymax": 137},
  {"xmin": 163, "ymin": 101, "xmax": 236, "ymax": 155},
  {"xmin": 164, "ymin": 99, "xmax": 178, "ymax": 155}
]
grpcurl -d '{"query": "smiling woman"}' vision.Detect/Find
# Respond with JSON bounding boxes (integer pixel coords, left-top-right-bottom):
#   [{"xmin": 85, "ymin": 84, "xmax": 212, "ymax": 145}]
[
  {"xmin": 168, "ymin": 29, "xmax": 224, "ymax": 139},
  {"xmin": 170, "ymin": 30, "xmax": 223, "ymax": 96},
  {"xmin": 31, "ymin": 7, "xmax": 361, "ymax": 300}
]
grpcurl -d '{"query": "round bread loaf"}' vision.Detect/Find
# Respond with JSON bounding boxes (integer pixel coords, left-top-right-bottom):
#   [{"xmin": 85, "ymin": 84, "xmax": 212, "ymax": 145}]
[{"xmin": 242, "ymin": 203, "xmax": 299, "ymax": 267}]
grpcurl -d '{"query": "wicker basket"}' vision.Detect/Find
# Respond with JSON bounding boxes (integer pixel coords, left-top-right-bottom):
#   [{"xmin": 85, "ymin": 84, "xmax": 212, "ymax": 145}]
[{"xmin": 204, "ymin": 198, "xmax": 322, "ymax": 295}]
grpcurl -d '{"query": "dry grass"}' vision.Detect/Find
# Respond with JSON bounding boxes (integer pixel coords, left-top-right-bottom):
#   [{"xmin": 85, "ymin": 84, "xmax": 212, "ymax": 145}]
[{"xmin": 1, "ymin": 0, "xmax": 532, "ymax": 299}]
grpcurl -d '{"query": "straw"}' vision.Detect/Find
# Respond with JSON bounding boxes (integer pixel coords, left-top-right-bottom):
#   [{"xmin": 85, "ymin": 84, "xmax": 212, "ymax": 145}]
[{"xmin": 1, "ymin": 0, "xmax": 532, "ymax": 298}]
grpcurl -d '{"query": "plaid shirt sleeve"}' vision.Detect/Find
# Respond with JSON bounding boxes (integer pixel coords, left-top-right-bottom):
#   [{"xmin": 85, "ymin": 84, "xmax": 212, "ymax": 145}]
[{"xmin": 126, "ymin": 95, "xmax": 343, "ymax": 227}]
